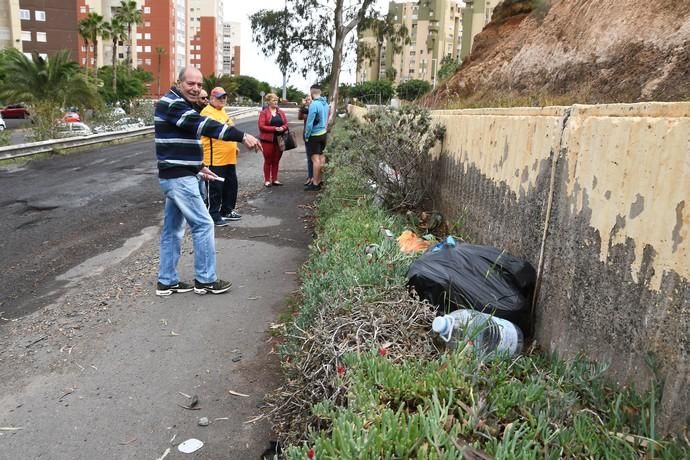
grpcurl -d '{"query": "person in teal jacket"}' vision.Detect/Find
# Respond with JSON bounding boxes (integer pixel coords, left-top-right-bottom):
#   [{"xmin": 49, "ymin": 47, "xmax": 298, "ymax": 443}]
[{"xmin": 303, "ymin": 84, "xmax": 329, "ymax": 191}]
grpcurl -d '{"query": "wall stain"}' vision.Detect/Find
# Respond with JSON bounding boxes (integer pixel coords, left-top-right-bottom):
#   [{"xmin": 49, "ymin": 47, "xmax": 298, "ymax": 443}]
[
  {"xmin": 672, "ymin": 201, "xmax": 685, "ymax": 253},
  {"xmin": 629, "ymin": 193, "xmax": 645, "ymax": 219}
]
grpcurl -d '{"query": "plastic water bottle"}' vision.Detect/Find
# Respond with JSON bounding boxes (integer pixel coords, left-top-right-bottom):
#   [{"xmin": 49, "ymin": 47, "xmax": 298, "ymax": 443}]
[{"xmin": 432, "ymin": 309, "xmax": 524, "ymax": 356}]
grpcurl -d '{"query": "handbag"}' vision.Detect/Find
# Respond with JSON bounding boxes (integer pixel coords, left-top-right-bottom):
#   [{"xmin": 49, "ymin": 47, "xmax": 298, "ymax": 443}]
[
  {"xmin": 275, "ymin": 131, "xmax": 286, "ymax": 151},
  {"xmin": 284, "ymin": 130, "xmax": 297, "ymax": 151}
]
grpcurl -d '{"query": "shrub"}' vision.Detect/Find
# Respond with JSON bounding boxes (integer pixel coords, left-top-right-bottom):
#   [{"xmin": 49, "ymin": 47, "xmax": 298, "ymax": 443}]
[
  {"xmin": 397, "ymin": 79, "xmax": 432, "ymax": 101},
  {"xmin": 350, "ymin": 105, "xmax": 445, "ymax": 212}
]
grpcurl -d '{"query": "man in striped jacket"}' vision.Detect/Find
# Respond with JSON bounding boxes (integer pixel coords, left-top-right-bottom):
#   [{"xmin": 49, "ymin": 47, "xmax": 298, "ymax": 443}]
[{"xmin": 155, "ymin": 66, "xmax": 261, "ymax": 296}]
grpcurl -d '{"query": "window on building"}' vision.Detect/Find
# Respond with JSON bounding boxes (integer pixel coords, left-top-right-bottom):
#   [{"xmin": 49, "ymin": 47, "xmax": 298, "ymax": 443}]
[
  {"xmin": 144, "ymin": 45, "xmax": 151, "ymax": 52},
  {"xmin": 21, "ymin": 31, "xmax": 31, "ymax": 41},
  {"xmin": 136, "ymin": 45, "xmax": 143, "ymax": 52},
  {"xmin": 143, "ymin": 6, "xmax": 150, "ymax": 14},
  {"xmin": 36, "ymin": 32, "xmax": 47, "ymax": 42},
  {"xmin": 80, "ymin": 6, "xmax": 87, "ymax": 13},
  {"xmin": 39, "ymin": 53, "xmax": 47, "ymax": 59},
  {"xmin": 144, "ymin": 21, "xmax": 151, "ymax": 27},
  {"xmin": 137, "ymin": 59, "xmax": 143, "ymax": 65},
  {"xmin": 144, "ymin": 33, "xmax": 151, "ymax": 40},
  {"xmin": 23, "ymin": 52, "xmax": 32, "ymax": 59},
  {"xmin": 118, "ymin": 53, "xmax": 124, "ymax": 59},
  {"xmin": 35, "ymin": 10, "xmax": 46, "ymax": 21},
  {"xmin": 136, "ymin": 33, "xmax": 142, "ymax": 39},
  {"xmin": 145, "ymin": 58, "xmax": 151, "ymax": 65},
  {"xmin": 20, "ymin": 9, "xmax": 30, "ymax": 20},
  {"xmin": 410, "ymin": 51, "xmax": 416, "ymax": 55}
]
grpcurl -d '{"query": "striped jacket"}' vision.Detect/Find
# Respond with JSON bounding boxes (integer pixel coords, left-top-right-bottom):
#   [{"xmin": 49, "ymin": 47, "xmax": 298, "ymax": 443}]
[{"xmin": 155, "ymin": 87, "xmax": 245, "ymax": 179}]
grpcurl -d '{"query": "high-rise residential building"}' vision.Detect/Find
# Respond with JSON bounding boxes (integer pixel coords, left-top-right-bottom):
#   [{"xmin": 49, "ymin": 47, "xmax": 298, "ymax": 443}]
[
  {"xmin": 460, "ymin": 0, "xmax": 495, "ymax": 59},
  {"xmin": 132, "ymin": 0, "xmax": 188, "ymax": 96},
  {"xmin": 189, "ymin": 0, "xmax": 224, "ymax": 76},
  {"xmin": 0, "ymin": 0, "xmax": 241, "ymax": 96},
  {"xmin": 0, "ymin": 1, "xmax": 81, "ymax": 61},
  {"xmin": 357, "ymin": 0, "xmax": 464, "ymax": 86},
  {"xmin": 222, "ymin": 21, "xmax": 240, "ymax": 76},
  {"xmin": 77, "ymin": 0, "xmax": 141, "ymax": 71}
]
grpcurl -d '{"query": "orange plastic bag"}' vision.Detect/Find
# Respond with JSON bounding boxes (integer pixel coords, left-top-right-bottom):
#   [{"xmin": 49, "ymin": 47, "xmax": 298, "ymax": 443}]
[{"xmin": 397, "ymin": 230, "xmax": 433, "ymax": 254}]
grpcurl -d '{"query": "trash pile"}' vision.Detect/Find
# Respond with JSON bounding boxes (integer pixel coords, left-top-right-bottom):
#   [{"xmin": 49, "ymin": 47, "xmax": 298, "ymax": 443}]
[
  {"xmin": 265, "ymin": 286, "xmax": 437, "ymax": 445},
  {"xmin": 407, "ymin": 239, "xmax": 536, "ymax": 331}
]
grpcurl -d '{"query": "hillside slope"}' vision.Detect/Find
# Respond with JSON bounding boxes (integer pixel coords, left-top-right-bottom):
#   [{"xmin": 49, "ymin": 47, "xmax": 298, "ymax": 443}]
[{"xmin": 423, "ymin": 0, "xmax": 690, "ymax": 107}]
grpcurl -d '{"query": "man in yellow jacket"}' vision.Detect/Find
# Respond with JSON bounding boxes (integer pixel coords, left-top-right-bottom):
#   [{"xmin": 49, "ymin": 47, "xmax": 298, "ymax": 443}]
[{"xmin": 201, "ymin": 87, "xmax": 241, "ymax": 226}]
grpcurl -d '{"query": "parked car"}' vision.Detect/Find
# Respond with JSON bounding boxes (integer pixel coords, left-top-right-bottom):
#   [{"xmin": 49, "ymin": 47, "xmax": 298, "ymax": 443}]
[
  {"xmin": 0, "ymin": 113, "xmax": 6, "ymax": 131},
  {"xmin": 62, "ymin": 111, "xmax": 81, "ymax": 123},
  {"xmin": 1, "ymin": 103, "xmax": 30, "ymax": 119},
  {"xmin": 55, "ymin": 122, "xmax": 92, "ymax": 138}
]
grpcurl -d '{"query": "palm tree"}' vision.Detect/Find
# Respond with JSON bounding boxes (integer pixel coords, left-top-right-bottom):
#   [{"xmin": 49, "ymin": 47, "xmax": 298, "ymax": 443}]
[
  {"xmin": 202, "ymin": 74, "xmax": 220, "ymax": 93},
  {"xmin": 0, "ymin": 49, "xmax": 101, "ymax": 139},
  {"xmin": 102, "ymin": 18, "xmax": 127, "ymax": 94},
  {"xmin": 116, "ymin": 0, "xmax": 143, "ymax": 72},
  {"xmin": 0, "ymin": 49, "xmax": 98, "ymax": 106},
  {"xmin": 78, "ymin": 12, "xmax": 105, "ymax": 72}
]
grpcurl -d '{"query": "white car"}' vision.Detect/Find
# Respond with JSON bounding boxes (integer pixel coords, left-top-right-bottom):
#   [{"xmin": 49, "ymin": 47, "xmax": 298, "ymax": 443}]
[
  {"xmin": 0, "ymin": 113, "xmax": 6, "ymax": 131},
  {"xmin": 56, "ymin": 122, "xmax": 92, "ymax": 138}
]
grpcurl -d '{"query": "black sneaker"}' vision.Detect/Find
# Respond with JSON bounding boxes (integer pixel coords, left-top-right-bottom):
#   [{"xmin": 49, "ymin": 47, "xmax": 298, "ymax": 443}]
[
  {"xmin": 223, "ymin": 210, "xmax": 241, "ymax": 221},
  {"xmin": 305, "ymin": 183, "xmax": 322, "ymax": 191},
  {"xmin": 156, "ymin": 281, "xmax": 194, "ymax": 296},
  {"xmin": 214, "ymin": 219, "xmax": 229, "ymax": 227},
  {"xmin": 194, "ymin": 279, "xmax": 232, "ymax": 295}
]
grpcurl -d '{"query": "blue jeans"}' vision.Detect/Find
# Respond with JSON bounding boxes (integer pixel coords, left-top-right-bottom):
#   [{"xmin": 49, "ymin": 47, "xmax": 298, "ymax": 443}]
[{"xmin": 158, "ymin": 175, "xmax": 216, "ymax": 285}]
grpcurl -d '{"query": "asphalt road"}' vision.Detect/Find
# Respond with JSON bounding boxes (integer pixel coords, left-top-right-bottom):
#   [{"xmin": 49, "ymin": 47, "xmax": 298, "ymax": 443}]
[
  {"xmin": 0, "ymin": 116, "xmax": 261, "ymax": 319},
  {"xmin": 0, "ymin": 111, "xmax": 312, "ymax": 458}
]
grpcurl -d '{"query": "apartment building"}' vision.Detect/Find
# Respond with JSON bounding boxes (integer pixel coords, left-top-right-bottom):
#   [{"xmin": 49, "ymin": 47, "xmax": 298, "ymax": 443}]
[
  {"xmin": 222, "ymin": 21, "xmax": 240, "ymax": 76},
  {"xmin": 189, "ymin": 0, "xmax": 224, "ymax": 76},
  {"xmin": 134, "ymin": 0, "xmax": 187, "ymax": 96},
  {"xmin": 77, "ymin": 0, "xmax": 141, "ymax": 70},
  {"xmin": 460, "ymin": 0, "xmax": 496, "ymax": 59},
  {"xmin": 0, "ymin": 0, "xmax": 80, "ymax": 60},
  {"xmin": 358, "ymin": 0, "xmax": 464, "ymax": 86},
  {"xmin": 0, "ymin": 0, "xmax": 239, "ymax": 96}
]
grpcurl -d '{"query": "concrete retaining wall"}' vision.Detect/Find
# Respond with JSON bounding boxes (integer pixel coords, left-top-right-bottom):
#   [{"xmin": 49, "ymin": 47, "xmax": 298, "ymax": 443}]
[{"xmin": 427, "ymin": 102, "xmax": 689, "ymax": 434}]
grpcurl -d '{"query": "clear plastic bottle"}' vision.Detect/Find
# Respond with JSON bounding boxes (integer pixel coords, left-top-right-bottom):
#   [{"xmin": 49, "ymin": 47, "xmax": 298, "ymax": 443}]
[{"xmin": 432, "ymin": 309, "xmax": 524, "ymax": 356}]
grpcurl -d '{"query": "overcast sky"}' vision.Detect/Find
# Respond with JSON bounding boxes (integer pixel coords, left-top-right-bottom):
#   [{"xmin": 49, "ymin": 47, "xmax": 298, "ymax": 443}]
[{"xmin": 225, "ymin": 0, "xmax": 390, "ymax": 90}]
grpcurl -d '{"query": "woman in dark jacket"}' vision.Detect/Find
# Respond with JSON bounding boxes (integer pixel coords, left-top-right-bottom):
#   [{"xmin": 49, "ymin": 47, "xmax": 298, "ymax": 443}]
[{"xmin": 258, "ymin": 93, "xmax": 289, "ymax": 186}]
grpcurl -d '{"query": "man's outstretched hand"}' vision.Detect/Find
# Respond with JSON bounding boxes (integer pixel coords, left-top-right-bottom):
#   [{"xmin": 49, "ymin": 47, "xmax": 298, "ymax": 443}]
[{"xmin": 243, "ymin": 133, "xmax": 263, "ymax": 152}]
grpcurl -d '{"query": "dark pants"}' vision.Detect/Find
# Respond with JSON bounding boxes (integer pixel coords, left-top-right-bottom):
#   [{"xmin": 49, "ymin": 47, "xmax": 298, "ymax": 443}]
[{"xmin": 208, "ymin": 164, "xmax": 238, "ymax": 222}]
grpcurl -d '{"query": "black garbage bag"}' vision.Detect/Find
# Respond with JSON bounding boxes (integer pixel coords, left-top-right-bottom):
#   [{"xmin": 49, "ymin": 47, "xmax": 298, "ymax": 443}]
[{"xmin": 406, "ymin": 243, "xmax": 536, "ymax": 329}]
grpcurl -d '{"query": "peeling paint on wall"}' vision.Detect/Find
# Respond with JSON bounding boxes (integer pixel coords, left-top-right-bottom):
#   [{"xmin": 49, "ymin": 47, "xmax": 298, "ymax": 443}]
[{"xmin": 562, "ymin": 104, "xmax": 690, "ymax": 290}]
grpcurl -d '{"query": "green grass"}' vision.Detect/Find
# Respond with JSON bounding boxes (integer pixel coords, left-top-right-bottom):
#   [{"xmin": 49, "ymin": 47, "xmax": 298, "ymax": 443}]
[{"xmin": 277, "ymin": 119, "xmax": 690, "ymax": 459}]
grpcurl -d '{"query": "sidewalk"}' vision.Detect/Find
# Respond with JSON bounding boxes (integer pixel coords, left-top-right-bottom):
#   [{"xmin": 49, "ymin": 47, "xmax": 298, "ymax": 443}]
[{"xmin": 0, "ymin": 141, "xmax": 313, "ymax": 458}]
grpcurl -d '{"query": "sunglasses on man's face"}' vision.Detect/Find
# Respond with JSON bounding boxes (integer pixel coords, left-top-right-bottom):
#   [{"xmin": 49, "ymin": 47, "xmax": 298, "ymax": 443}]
[{"xmin": 201, "ymin": 96, "xmax": 209, "ymax": 100}]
